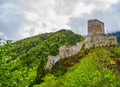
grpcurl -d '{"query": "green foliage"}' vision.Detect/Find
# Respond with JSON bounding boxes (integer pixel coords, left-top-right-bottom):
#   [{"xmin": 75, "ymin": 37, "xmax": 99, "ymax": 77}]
[
  {"xmin": 0, "ymin": 29, "xmax": 83, "ymax": 87},
  {"xmin": 51, "ymin": 46, "xmax": 88, "ymax": 77},
  {"xmin": 12, "ymin": 29, "xmax": 83, "ymax": 67},
  {"xmin": 38, "ymin": 47, "xmax": 120, "ymax": 87},
  {"xmin": 34, "ymin": 74, "xmax": 57, "ymax": 87},
  {"xmin": 1, "ymin": 29, "xmax": 120, "ymax": 87},
  {"xmin": 0, "ymin": 41, "xmax": 13, "ymax": 86},
  {"xmin": 110, "ymin": 45, "xmax": 120, "ymax": 58},
  {"xmin": 0, "ymin": 41, "xmax": 37, "ymax": 87}
]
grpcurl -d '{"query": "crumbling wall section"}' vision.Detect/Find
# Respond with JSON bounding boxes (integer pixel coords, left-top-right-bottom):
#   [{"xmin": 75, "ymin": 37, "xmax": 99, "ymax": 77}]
[
  {"xmin": 59, "ymin": 42, "xmax": 84, "ymax": 58},
  {"xmin": 46, "ymin": 41, "xmax": 84, "ymax": 70},
  {"xmin": 46, "ymin": 55, "xmax": 60, "ymax": 70},
  {"xmin": 84, "ymin": 34, "xmax": 117, "ymax": 49},
  {"xmin": 46, "ymin": 34, "xmax": 117, "ymax": 70},
  {"xmin": 46, "ymin": 19, "xmax": 118, "ymax": 70}
]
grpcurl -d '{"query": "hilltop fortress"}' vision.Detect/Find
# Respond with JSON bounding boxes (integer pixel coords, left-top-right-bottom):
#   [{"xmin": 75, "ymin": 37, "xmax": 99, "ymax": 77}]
[{"xmin": 46, "ymin": 19, "xmax": 117, "ymax": 70}]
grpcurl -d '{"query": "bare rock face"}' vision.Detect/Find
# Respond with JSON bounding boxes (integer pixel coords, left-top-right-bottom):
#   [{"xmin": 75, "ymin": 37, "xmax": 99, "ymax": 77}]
[{"xmin": 46, "ymin": 19, "xmax": 118, "ymax": 70}]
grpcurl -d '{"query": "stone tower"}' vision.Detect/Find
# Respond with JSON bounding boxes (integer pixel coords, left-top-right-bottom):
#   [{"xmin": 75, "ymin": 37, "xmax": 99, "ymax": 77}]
[
  {"xmin": 46, "ymin": 19, "xmax": 118, "ymax": 70},
  {"xmin": 88, "ymin": 19, "xmax": 105, "ymax": 35}
]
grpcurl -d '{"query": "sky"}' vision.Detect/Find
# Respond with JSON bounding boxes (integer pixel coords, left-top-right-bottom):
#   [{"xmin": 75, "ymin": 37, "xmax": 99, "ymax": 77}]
[{"xmin": 0, "ymin": 0, "xmax": 120, "ymax": 40}]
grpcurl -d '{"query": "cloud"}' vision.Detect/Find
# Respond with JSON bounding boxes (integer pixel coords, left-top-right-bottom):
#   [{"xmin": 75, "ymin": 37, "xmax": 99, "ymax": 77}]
[
  {"xmin": 68, "ymin": 0, "xmax": 119, "ymax": 35},
  {"xmin": 0, "ymin": 0, "xmax": 7, "ymax": 5},
  {"xmin": 20, "ymin": 0, "xmax": 119, "ymax": 39},
  {"xmin": 19, "ymin": 0, "xmax": 71, "ymax": 39},
  {"xmin": 0, "ymin": 0, "xmax": 25, "ymax": 40},
  {"xmin": 68, "ymin": 17, "xmax": 88, "ymax": 35},
  {"xmin": 0, "ymin": 0, "xmax": 119, "ymax": 40},
  {"xmin": 53, "ymin": 0, "xmax": 80, "ymax": 15}
]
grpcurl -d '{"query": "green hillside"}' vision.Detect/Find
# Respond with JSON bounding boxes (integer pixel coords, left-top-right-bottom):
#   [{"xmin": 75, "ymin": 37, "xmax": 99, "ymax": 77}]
[
  {"xmin": 1, "ymin": 29, "xmax": 120, "ymax": 87},
  {"xmin": 0, "ymin": 29, "xmax": 83, "ymax": 87},
  {"xmin": 35, "ymin": 46, "xmax": 120, "ymax": 87}
]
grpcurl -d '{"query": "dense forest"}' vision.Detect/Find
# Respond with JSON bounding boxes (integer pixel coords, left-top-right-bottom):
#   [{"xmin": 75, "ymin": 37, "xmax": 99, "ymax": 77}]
[
  {"xmin": 0, "ymin": 29, "xmax": 120, "ymax": 87},
  {"xmin": 0, "ymin": 29, "xmax": 83, "ymax": 87}
]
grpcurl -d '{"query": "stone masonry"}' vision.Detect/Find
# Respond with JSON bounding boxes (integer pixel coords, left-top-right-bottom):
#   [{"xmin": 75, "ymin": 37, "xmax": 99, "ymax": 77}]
[
  {"xmin": 88, "ymin": 19, "xmax": 104, "ymax": 35},
  {"xmin": 45, "ymin": 42, "xmax": 84, "ymax": 70},
  {"xmin": 46, "ymin": 19, "xmax": 118, "ymax": 70}
]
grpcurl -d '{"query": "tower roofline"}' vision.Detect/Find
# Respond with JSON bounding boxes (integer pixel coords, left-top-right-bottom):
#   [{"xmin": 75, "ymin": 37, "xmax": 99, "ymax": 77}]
[
  {"xmin": 88, "ymin": 19, "xmax": 104, "ymax": 25},
  {"xmin": 88, "ymin": 19, "xmax": 105, "ymax": 35}
]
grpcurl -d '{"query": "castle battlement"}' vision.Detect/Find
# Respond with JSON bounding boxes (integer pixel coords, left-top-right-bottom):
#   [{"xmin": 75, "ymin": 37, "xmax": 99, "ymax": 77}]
[
  {"xmin": 46, "ymin": 19, "xmax": 118, "ymax": 70},
  {"xmin": 88, "ymin": 19, "xmax": 105, "ymax": 35},
  {"xmin": 88, "ymin": 19, "xmax": 104, "ymax": 25}
]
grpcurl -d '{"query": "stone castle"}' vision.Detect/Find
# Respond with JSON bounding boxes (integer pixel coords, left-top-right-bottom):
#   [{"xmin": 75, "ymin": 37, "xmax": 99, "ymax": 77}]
[
  {"xmin": 46, "ymin": 19, "xmax": 118, "ymax": 70},
  {"xmin": 88, "ymin": 19, "xmax": 104, "ymax": 35}
]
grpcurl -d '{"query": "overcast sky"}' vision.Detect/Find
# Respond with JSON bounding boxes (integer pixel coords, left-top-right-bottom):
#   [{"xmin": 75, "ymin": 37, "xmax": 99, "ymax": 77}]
[{"xmin": 0, "ymin": 0, "xmax": 120, "ymax": 40}]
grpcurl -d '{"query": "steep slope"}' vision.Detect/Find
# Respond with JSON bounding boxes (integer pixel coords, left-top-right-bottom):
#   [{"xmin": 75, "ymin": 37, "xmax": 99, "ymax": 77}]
[
  {"xmin": 35, "ymin": 46, "xmax": 120, "ymax": 87},
  {"xmin": 1, "ymin": 29, "xmax": 120, "ymax": 87},
  {"xmin": 0, "ymin": 29, "xmax": 83, "ymax": 87},
  {"xmin": 12, "ymin": 29, "xmax": 83, "ymax": 67}
]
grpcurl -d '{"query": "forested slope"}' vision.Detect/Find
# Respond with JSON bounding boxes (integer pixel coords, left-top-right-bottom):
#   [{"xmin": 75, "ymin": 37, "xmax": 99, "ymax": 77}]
[
  {"xmin": 35, "ymin": 46, "xmax": 120, "ymax": 87},
  {"xmin": 0, "ymin": 29, "xmax": 83, "ymax": 87},
  {"xmin": 1, "ymin": 29, "xmax": 120, "ymax": 87}
]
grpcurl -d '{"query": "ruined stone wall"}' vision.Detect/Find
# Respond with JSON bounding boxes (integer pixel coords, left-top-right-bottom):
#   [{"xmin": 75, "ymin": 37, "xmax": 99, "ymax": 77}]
[
  {"xmin": 46, "ymin": 55, "xmax": 60, "ymax": 70},
  {"xmin": 46, "ymin": 19, "xmax": 118, "ymax": 70},
  {"xmin": 46, "ymin": 41, "xmax": 84, "ymax": 70},
  {"xmin": 46, "ymin": 34, "xmax": 117, "ymax": 70},
  {"xmin": 59, "ymin": 42, "xmax": 84, "ymax": 58},
  {"xmin": 88, "ymin": 19, "xmax": 104, "ymax": 35},
  {"xmin": 84, "ymin": 34, "xmax": 117, "ymax": 49}
]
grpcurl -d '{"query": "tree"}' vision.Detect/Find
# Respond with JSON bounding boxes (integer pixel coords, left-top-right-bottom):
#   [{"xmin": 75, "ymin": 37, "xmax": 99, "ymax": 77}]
[{"xmin": 0, "ymin": 40, "xmax": 13, "ymax": 86}]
